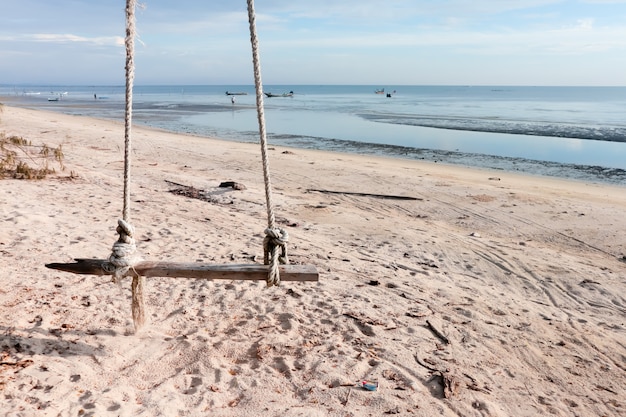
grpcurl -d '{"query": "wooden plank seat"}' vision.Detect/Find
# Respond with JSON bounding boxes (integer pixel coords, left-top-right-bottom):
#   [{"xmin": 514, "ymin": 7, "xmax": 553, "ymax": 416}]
[{"xmin": 46, "ymin": 259, "xmax": 319, "ymax": 281}]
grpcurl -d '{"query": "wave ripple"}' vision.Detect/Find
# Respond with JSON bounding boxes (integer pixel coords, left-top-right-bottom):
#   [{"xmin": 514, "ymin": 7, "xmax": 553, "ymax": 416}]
[{"xmin": 361, "ymin": 113, "xmax": 626, "ymax": 143}]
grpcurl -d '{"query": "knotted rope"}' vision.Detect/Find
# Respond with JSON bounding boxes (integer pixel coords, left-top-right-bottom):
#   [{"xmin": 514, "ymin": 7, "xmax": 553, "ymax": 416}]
[
  {"xmin": 106, "ymin": 0, "xmax": 145, "ymax": 330},
  {"xmin": 263, "ymin": 227, "xmax": 288, "ymax": 286},
  {"xmin": 106, "ymin": 219, "xmax": 140, "ymax": 283},
  {"xmin": 247, "ymin": 0, "xmax": 288, "ymax": 287}
]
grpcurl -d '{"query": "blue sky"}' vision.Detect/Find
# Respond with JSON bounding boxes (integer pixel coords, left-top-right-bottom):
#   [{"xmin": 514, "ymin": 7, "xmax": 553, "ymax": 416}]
[{"xmin": 1, "ymin": 0, "xmax": 626, "ymax": 86}]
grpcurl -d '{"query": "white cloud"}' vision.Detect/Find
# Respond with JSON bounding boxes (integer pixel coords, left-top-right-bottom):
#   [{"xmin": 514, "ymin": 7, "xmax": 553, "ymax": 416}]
[
  {"xmin": 259, "ymin": 0, "xmax": 566, "ymax": 21},
  {"xmin": 261, "ymin": 21, "xmax": 626, "ymax": 56},
  {"xmin": 574, "ymin": 18, "xmax": 594, "ymax": 30},
  {"xmin": 24, "ymin": 33, "xmax": 124, "ymax": 46}
]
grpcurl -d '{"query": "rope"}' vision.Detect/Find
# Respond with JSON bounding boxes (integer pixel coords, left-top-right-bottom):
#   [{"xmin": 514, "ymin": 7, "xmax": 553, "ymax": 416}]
[
  {"xmin": 123, "ymin": 0, "xmax": 136, "ymax": 222},
  {"xmin": 109, "ymin": 0, "xmax": 145, "ymax": 331},
  {"xmin": 247, "ymin": 0, "xmax": 288, "ymax": 287},
  {"xmin": 108, "ymin": 0, "xmax": 139, "ymax": 281},
  {"xmin": 103, "ymin": 0, "xmax": 145, "ymax": 331}
]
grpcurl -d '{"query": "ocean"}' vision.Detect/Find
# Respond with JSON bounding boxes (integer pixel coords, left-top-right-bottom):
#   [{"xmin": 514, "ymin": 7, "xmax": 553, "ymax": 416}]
[{"xmin": 2, "ymin": 84, "xmax": 626, "ymax": 185}]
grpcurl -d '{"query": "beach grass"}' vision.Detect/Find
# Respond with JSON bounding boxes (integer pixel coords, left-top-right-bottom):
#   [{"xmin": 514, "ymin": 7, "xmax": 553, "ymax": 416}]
[{"xmin": 0, "ymin": 132, "xmax": 66, "ymax": 179}]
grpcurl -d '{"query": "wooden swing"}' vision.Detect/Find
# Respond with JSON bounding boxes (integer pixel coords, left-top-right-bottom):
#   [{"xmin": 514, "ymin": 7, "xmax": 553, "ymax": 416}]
[{"xmin": 46, "ymin": 0, "xmax": 319, "ymax": 330}]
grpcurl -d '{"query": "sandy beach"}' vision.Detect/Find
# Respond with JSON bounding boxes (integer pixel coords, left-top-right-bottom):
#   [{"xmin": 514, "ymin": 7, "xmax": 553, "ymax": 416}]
[{"xmin": 1, "ymin": 104, "xmax": 625, "ymax": 416}]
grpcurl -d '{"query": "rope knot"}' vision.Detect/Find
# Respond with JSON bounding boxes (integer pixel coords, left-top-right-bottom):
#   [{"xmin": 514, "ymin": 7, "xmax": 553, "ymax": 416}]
[
  {"xmin": 263, "ymin": 227, "xmax": 289, "ymax": 287},
  {"xmin": 107, "ymin": 219, "xmax": 141, "ymax": 283}
]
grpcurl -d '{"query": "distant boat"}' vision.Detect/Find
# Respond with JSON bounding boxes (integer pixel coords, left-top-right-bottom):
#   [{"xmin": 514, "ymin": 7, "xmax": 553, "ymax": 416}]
[
  {"xmin": 225, "ymin": 91, "xmax": 248, "ymax": 96},
  {"xmin": 265, "ymin": 91, "xmax": 293, "ymax": 98},
  {"xmin": 375, "ymin": 88, "xmax": 385, "ymax": 94},
  {"xmin": 47, "ymin": 91, "xmax": 68, "ymax": 101}
]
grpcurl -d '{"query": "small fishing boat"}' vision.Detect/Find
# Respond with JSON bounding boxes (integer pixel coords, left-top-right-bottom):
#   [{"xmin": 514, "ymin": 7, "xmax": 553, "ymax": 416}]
[
  {"xmin": 225, "ymin": 91, "xmax": 248, "ymax": 96},
  {"xmin": 47, "ymin": 97, "xmax": 60, "ymax": 102},
  {"xmin": 265, "ymin": 91, "xmax": 293, "ymax": 98}
]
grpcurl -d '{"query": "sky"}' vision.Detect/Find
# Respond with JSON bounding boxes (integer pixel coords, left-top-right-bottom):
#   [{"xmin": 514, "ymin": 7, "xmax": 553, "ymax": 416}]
[{"xmin": 1, "ymin": 0, "xmax": 626, "ymax": 86}]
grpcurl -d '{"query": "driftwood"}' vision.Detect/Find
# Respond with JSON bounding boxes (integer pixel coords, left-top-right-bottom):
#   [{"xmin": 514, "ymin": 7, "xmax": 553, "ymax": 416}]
[
  {"xmin": 45, "ymin": 259, "xmax": 319, "ymax": 282},
  {"xmin": 219, "ymin": 181, "xmax": 246, "ymax": 190},
  {"xmin": 165, "ymin": 180, "xmax": 210, "ymax": 201},
  {"xmin": 413, "ymin": 355, "xmax": 462, "ymax": 399},
  {"xmin": 426, "ymin": 320, "xmax": 451, "ymax": 345},
  {"xmin": 308, "ymin": 189, "xmax": 422, "ymax": 201}
]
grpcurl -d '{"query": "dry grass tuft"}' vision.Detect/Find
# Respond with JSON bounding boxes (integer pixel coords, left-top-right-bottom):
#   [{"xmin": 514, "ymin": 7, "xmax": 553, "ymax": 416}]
[{"xmin": 0, "ymin": 132, "xmax": 66, "ymax": 180}]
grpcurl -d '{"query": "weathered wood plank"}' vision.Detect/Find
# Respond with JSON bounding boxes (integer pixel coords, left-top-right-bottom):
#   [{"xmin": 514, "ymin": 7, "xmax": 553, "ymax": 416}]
[{"xmin": 45, "ymin": 259, "xmax": 319, "ymax": 282}]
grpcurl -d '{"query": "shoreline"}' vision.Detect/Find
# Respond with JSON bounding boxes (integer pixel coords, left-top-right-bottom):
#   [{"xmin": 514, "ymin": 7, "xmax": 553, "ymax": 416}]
[
  {"xmin": 1, "ymin": 105, "xmax": 625, "ymax": 416},
  {"xmin": 3, "ymin": 95, "xmax": 626, "ymax": 186},
  {"xmin": 1, "ymin": 103, "xmax": 624, "ymax": 190}
]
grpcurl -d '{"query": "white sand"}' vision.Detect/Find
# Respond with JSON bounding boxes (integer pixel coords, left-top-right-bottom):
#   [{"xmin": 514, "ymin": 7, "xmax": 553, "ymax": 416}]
[{"xmin": 1, "ymin": 105, "xmax": 625, "ymax": 416}]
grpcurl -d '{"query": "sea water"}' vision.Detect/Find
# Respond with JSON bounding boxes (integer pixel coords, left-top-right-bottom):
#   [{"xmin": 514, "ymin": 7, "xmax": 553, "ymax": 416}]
[{"xmin": 2, "ymin": 84, "xmax": 625, "ymax": 185}]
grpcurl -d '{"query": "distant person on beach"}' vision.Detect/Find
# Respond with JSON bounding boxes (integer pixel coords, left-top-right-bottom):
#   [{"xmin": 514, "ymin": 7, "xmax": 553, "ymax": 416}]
[
  {"xmin": 94, "ymin": 94, "xmax": 97, "ymax": 100},
  {"xmin": 231, "ymin": 96, "xmax": 236, "ymax": 104}
]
